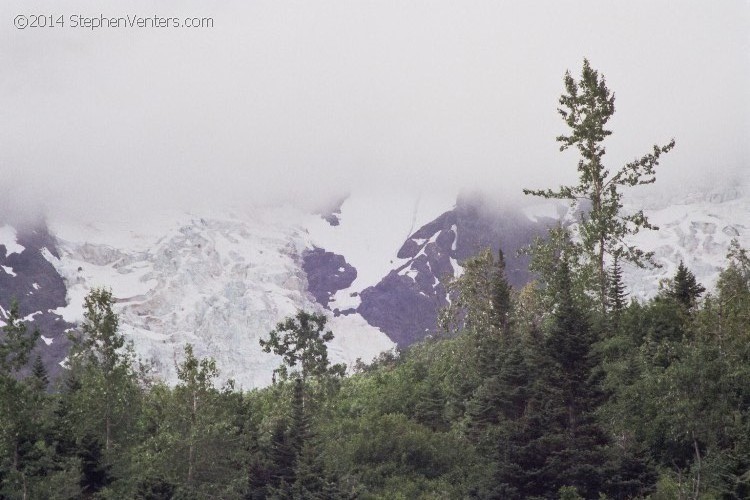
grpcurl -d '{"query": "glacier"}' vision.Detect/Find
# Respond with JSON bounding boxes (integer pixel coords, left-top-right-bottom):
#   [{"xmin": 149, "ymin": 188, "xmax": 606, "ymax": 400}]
[{"xmin": 45, "ymin": 205, "xmax": 397, "ymax": 389}]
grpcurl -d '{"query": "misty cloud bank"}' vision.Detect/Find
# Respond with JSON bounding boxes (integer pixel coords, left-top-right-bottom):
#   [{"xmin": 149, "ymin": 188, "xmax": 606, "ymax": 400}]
[{"xmin": 1, "ymin": 0, "xmax": 748, "ymax": 224}]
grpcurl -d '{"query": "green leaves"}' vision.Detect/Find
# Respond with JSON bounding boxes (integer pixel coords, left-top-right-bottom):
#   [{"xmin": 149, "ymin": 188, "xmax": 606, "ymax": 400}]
[
  {"xmin": 525, "ymin": 59, "xmax": 674, "ymax": 312},
  {"xmin": 0, "ymin": 299, "xmax": 39, "ymax": 375},
  {"xmin": 260, "ymin": 310, "xmax": 345, "ymax": 383}
]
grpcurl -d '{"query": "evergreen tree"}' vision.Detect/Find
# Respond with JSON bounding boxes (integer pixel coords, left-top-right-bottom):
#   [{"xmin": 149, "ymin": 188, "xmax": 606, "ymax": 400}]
[
  {"xmin": 134, "ymin": 475, "xmax": 176, "ymax": 500},
  {"xmin": 607, "ymin": 255, "xmax": 628, "ymax": 329},
  {"xmin": 0, "ymin": 300, "xmax": 40, "ymax": 499},
  {"xmin": 414, "ymin": 382, "xmax": 446, "ymax": 432},
  {"xmin": 287, "ymin": 377, "xmax": 310, "ymax": 456},
  {"xmin": 30, "ymin": 355, "xmax": 49, "ymax": 391},
  {"xmin": 266, "ymin": 418, "xmax": 297, "ymax": 494},
  {"xmin": 524, "ymin": 59, "xmax": 674, "ymax": 312},
  {"xmin": 465, "ymin": 339, "xmax": 531, "ymax": 453},
  {"xmin": 0, "ymin": 299, "xmax": 39, "ymax": 374},
  {"xmin": 667, "ymin": 261, "xmax": 706, "ymax": 309},
  {"xmin": 490, "ymin": 248, "xmax": 512, "ymax": 332},
  {"xmin": 440, "ymin": 247, "xmax": 512, "ymax": 377},
  {"xmin": 440, "ymin": 247, "xmax": 509, "ymax": 337},
  {"xmin": 495, "ymin": 258, "xmax": 614, "ymax": 497},
  {"xmin": 78, "ymin": 434, "xmax": 112, "ymax": 497}
]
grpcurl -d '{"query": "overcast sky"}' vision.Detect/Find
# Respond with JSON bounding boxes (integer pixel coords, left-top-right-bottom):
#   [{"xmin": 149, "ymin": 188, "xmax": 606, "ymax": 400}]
[{"xmin": 1, "ymin": 1, "xmax": 748, "ymax": 222}]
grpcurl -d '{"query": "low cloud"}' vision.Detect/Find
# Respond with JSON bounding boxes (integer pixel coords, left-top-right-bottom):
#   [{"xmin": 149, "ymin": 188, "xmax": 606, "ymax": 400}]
[{"xmin": 1, "ymin": 1, "xmax": 747, "ymax": 224}]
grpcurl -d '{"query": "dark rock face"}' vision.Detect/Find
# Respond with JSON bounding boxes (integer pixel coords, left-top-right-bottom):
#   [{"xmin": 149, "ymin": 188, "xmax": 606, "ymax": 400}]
[
  {"xmin": 302, "ymin": 247, "xmax": 357, "ymax": 309},
  {"xmin": 322, "ymin": 213, "xmax": 340, "ymax": 226},
  {"xmin": 0, "ymin": 222, "xmax": 73, "ymax": 380},
  {"xmin": 358, "ymin": 272, "xmax": 444, "ymax": 346},
  {"xmin": 357, "ymin": 196, "xmax": 555, "ymax": 347},
  {"xmin": 316, "ymin": 195, "xmax": 347, "ymax": 227},
  {"xmin": 301, "ymin": 194, "xmax": 558, "ymax": 347}
]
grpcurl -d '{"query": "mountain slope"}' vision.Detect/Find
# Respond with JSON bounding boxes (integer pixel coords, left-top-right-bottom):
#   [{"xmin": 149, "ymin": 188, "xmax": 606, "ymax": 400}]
[
  {"xmin": 2, "ymin": 184, "xmax": 748, "ymax": 387},
  {"xmin": 45, "ymin": 208, "xmax": 395, "ymax": 388},
  {"xmin": 0, "ymin": 222, "xmax": 73, "ymax": 379}
]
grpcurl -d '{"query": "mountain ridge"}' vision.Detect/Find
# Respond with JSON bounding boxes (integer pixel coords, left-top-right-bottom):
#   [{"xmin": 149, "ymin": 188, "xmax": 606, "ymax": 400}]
[{"xmin": 1, "ymin": 184, "xmax": 748, "ymax": 386}]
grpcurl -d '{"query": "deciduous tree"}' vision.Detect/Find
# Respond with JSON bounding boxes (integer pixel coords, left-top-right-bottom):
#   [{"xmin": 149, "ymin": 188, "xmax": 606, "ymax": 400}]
[{"xmin": 524, "ymin": 59, "xmax": 675, "ymax": 312}]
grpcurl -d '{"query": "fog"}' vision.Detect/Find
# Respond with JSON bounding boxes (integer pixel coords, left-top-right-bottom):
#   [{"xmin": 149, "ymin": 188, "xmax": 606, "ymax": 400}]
[{"xmin": 1, "ymin": 0, "xmax": 748, "ymax": 223}]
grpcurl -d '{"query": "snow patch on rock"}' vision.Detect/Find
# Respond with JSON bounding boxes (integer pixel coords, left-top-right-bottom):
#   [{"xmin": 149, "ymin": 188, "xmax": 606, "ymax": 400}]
[{"xmin": 0, "ymin": 225, "xmax": 25, "ymax": 256}]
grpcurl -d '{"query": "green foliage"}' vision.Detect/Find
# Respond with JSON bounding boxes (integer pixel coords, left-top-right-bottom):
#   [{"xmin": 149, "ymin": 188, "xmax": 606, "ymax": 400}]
[
  {"xmin": 79, "ymin": 434, "xmax": 112, "ymax": 495},
  {"xmin": 666, "ymin": 261, "xmax": 706, "ymax": 310},
  {"xmin": 494, "ymin": 259, "xmax": 613, "ymax": 498},
  {"xmin": 0, "ymin": 299, "xmax": 39, "ymax": 374},
  {"xmin": 132, "ymin": 346, "xmax": 245, "ymax": 496},
  {"xmin": 66, "ymin": 287, "xmax": 141, "ymax": 453},
  {"xmin": 0, "ymin": 300, "xmax": 44, "ymax": 499},
  {"xmin": 523, "ymin": 225, "xmax": 595, "ymax": 318},
  {"xmin": 607, "ymin": 255, "xmax": 628, "ymax": 329},
  {"xmin": 524, "ymin": 59, "xmax": 675, "ymax": 311},
  {"xmin": 3, "ymin": 240, "xmax": 749, "ymax": 499},
  {"xmin": 558, "ymin": 485, "xmax": 584, "ymax": 500},
  {"xmin": 260, "ymin": 310, "xmax": 346, "ymax": 384},
  {"xmin": 440, "ymin": 247, "xmax": 504, "ymax": 335}
]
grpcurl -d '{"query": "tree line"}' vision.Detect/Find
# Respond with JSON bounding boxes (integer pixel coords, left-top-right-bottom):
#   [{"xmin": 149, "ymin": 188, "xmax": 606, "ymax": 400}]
[{"xmin": 2, "ymin": 246, "xmax": 749, "ymax": 498}]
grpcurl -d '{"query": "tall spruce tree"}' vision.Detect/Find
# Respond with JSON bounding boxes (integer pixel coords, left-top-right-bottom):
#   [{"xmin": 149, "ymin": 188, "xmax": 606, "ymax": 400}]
[
  {"xmin": 491, "ymin": 248, "xmax": 512, "ymax": 332},
  {"xmin": 499, "ymin": 257, "xmax": 612, "ymax": 497},
  {"xmin": 608, "ymin": 255, "xmax": 628, "ymax": 329},
  {"xmin": 667, "ymin": 261, "xmax": 705, "ymax": 310},
  {"xmin": 0, "ymin": 299, "xmax": 39, "ymax": 375},
  {"xmin": 524, "ymin": 59, "xmax": 674, "ymax": 312},
  {"xmin": 0, "ymin": 300, "xmax": 40, "ymax": 499}
]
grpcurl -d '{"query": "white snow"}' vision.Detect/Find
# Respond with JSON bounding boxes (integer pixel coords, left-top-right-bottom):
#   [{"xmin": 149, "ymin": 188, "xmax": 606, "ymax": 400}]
[
  {"xmin": 399, "ymin": 266, "xmax": 419, "ymax": 279},
  {"xmin": 528, "ymin": 184, "xmax": 750, "ymax": 300},
  {"xmin": 329, "ymin": 290, "xmax": 362, "ymax": 310},
  {"xmin": 307, "ymin": 189, "xmax": 455, "ymax": 294},
  {"xmin": 0, "ymin": 225, "xmax": 24, "ymax": 256},
  {"xmin": 45, "ymin": 204, "xmax": 397, "ymax": 388},
  {"xmin": 623, "ymin": 189, "xmax": 750, "ymax": 300},
  {"xmin": 23, "ymin": 311, "xmax": 42, "ymax": 322},
  {"xmin": 1, "ymin": 265, "xmax": 16, "ymax": 277},
  {"xmin": 326, "ymin": 314, "xmax": 395, "ymax": 373},
  {"xmin": 450, "ymin": 257, "xmax": 464, "ymax": 278}
]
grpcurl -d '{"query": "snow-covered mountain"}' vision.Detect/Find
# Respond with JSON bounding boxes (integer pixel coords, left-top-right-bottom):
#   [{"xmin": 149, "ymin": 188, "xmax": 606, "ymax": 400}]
[
  {"xmin": 1, "ymin": 184, "xmax": 748, "ymax": 387},
  {"xmin": 43, "ymin": 205, "xmax": 400, "ymax": 388},
  {"xmin": 624, "ymin": 184, "xmax": 750, "ymax": 299}
]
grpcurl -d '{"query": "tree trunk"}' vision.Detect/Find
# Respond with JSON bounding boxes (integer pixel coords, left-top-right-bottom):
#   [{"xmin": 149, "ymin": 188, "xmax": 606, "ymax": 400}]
[
  {"xmin": 105, "ymin": 383, "xmax": 111, "ymax": 451},
  {"xmin": 105, "ymin": 414, "xmax": 110, "ymax": 451},
  {"xmin": 14, "ymin": 440, "xmax": 28, "ymax": 500},
  {"xmin": 187, "ymin": 390, "xmax": 197, "ymax": 484},
  {"xmin": 692, "ymin": 435, "xmax": 701, "ymax": 500}
]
